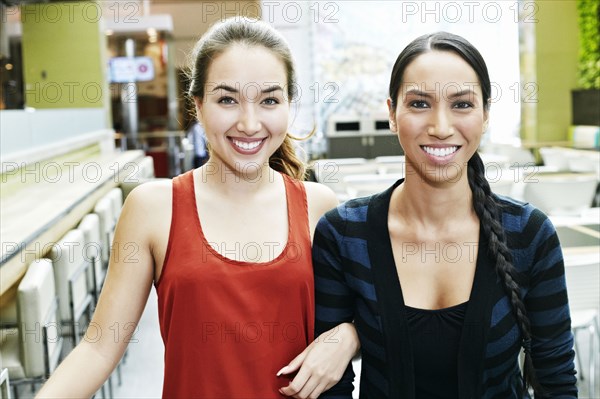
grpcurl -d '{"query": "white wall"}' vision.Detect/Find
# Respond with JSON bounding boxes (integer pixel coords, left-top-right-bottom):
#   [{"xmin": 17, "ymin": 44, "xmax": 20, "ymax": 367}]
[{"xmin": 0, "ymin": 108, "xmax": 109, "ymax": 156}]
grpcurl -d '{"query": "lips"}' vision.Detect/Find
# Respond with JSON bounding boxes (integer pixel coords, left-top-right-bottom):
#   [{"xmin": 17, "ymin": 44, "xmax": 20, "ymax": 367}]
[
  {"xmin": 421, "ymin": 146, "xmax": 459, "ymax": 157},
  {"xmin": 227, "ymin": 137, "xmax": 267, "ymax": 155}
]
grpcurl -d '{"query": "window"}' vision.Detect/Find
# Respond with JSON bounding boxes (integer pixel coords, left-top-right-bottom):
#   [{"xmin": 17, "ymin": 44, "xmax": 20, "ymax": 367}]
[{"xmin": 313, "ymin": 1, "xmax": 522, "ymax": 144}]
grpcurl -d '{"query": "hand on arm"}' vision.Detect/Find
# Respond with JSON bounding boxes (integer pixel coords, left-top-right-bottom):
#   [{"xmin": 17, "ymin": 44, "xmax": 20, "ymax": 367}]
[{"xmin": 278, "ymin": 323, "xmax": 359, "ymax": 398}]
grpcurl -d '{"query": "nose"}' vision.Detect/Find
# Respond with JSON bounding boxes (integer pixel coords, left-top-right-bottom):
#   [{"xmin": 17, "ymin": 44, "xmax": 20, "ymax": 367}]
[
  {"xmin": 427, "ymin": 109, "xmax": 454, "ymax": 139},
  {"xmin": 237, "ymin": 105, "xmax": 262, "ymax": 136}
]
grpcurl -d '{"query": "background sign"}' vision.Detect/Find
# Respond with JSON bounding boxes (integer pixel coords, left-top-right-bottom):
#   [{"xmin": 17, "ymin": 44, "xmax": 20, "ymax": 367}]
[{"xmin": 109, "ymin": 57, "xmax": 155, "ymax": 83}]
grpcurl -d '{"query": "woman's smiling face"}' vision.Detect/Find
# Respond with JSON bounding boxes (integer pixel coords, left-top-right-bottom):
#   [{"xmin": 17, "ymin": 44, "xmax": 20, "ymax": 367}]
[
  {"xmin": 195, "ymin": 44, "xmax": 290, "ymax": 176},
  {"xmin": 388, "ymin": 50, "xmax": 488, "ymax": 185}
]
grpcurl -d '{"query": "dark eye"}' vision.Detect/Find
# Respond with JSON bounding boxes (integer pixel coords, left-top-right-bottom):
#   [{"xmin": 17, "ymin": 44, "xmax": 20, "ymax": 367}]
[
  {"xmin": 410, "ymin": 100, "xmax": 429, "ymax": 109},
  {"xmin": 218, "ymin": 96, "xmax": 236, "ymax": 104},
  {"xmin": 453, "ymin": 101, "xmax": 473, "ymax": 109},
  {"xmin": 262, "ymin": 97, "xmax": 279, "ymax": 105}
]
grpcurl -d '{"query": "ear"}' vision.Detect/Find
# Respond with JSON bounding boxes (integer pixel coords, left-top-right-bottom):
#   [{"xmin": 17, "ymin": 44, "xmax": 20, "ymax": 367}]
[
  {"xmin": 387, "ymin": 98, "xmax": 397, "ymax": 133},
  {"xmin": 482, "ymin": 100, "xmax": 491, "ymax": 132},
  {"xmin": 193, "ymin": 96, "xmax": 203, "ymax": 121},
  {"xmin": 483, "ymin": 109, "xmax": 489, "ymax": 132}
]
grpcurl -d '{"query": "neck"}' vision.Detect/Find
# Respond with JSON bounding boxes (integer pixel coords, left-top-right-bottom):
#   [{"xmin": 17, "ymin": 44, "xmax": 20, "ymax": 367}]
[
  {"xmin": 198, "ymin": 159, "xmax": 279, "ymax": 196},
  {"xmin": 392, "ymin": 172, "xmax": 475, "ymax": 230}
]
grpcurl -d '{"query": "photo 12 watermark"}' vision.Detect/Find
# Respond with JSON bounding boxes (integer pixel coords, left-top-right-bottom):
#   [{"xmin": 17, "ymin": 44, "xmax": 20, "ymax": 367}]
[
  {"xmin": 397, "ymin": 1, "xmax": 538, "ymax": 24},
  {"xmin": 313, "ymin": 160, "xmax": 540, "ymax": 185},
  {"xmin": 1, "ymin": 161, "xmax": 142, "ymax": 184},
  {"xmin": 1, "ymin": 240, "xmax": 140, "ymax": 265},
  {"xmin": 3, "ymin": 1, "xmax": 342, "ymax": 25},
  {"xmin": 204, "ymin": 241, "xmax": 304, "ymax": 263}
]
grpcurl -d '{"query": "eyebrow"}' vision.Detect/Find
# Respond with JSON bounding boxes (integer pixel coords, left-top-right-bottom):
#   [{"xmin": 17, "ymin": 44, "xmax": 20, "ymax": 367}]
[
  {"xmin": 210, "ymin": 84, "xmax": 284, "ymax": 94},
  {"xmin": 404, "ymin": 89, "xmax": 479, "ymax": 98}
]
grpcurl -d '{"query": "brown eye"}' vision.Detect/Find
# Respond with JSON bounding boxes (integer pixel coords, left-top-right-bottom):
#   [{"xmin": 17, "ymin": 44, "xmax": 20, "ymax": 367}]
[
  {"xmin": 218, "ymin": 96, "xmax": 236, "ymax": 104},
  {"xmin": 262, "ymin": 97, "xmax": 279, "ymax": 105},
  {"xmin": 453, "ymin": 101, "xmax": 473, "ymax": 109},
  {"xmin": 410, "ymin": 100, "xmax": 429, "ymax": 108}
]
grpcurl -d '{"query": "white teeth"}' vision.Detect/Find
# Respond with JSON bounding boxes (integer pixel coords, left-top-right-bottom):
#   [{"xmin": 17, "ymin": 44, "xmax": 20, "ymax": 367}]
[
  {"xmin": 232, "ymin": 139, "xmax": 262, "ymax": 151},
  {"xmin": 422, "ymin": 146, "xmax": 458, "ymax": 157}
]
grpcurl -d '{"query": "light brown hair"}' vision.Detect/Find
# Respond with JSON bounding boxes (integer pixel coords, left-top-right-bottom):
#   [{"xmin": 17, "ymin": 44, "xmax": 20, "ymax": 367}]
[{"xmin": 187, "ymin": 17, "xmax": 306, "ymax": 179}]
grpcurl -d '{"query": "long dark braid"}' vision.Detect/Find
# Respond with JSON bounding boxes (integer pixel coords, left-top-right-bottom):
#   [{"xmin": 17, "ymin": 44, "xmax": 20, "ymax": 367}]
[{"xmin": 468, "ymin": 152, "xmax": 543, "ymax": 394}]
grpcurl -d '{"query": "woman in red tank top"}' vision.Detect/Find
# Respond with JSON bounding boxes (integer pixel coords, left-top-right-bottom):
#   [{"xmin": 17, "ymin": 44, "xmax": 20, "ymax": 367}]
[{"xmin": 37, "ymin": 17, "xmax": 359, "ymax": 399}]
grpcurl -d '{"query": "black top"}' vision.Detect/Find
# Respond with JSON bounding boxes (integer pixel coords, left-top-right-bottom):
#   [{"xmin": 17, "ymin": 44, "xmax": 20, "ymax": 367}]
[{"xmin": 405, "ymin": 301, "xmax": 469, "ymax": 399}]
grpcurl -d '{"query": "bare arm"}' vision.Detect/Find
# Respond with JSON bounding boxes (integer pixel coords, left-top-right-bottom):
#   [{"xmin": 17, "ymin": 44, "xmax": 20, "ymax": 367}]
[
  {"xmin": 36, "ymin": 182, "xmax": 169, "ymax": 398},
  {"xmin": 303, "ymin": 181, "xmax": 339, "ymax": 242}
]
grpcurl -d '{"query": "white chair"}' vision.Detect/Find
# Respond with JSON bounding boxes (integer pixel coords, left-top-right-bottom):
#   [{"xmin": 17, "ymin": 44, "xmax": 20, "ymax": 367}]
[
  {"xmin": 374, "ymin": 156, "xmax": 405, "ymax": 164},
  {"xmin": 540, "ymin": 147, "xmax": 600, "ymax": 176},
  {"xmin": 106, "ymin": 188, "xmax": 124, "ymax": 224},
  {"xmin": 0, "ymin": 259, "xmax": 63, "ymax": 399},
  {"xmin": 139, "ymin": 155, "xmax": 156, "ymax": 179},
  {"xmin": 481, "ymin": 143, "xmax": 536, "ymax": 168},
  {"xmin": 47, "ymin": 230, "xmax": 94, "ymax": 346},
  {"xmin": 94, "ymin": 197, "xmax": 115, "ymax": 269},
  {"xmin": 0, "ymin": 299, "xmax": 17, "ymax": 328},
  {"xmin": 374, "ymin": 156, "xmax": 406, "ymax": 175},
  {"xmin": 522, "ymin": 174, "xmax": 598, "ymax": 215},
  {"xmin": 77, "ymin": 214, "xmax": 105, "ymax": 304},
  {"xmin": 311, "ymin": 158, "xmax": 378, "ymax": 199},
  {"xmin": 479, "ymin": 152, "xmax": 511, "ymax": 170},
  {"xmin": 344, "ymin": 174, "xmax": 402, "ymax": 199},
  {"xmin": 567, "ymin": 151, "xmax": 600, "ymax": 175},
  {"xmin": 312, "ymin": 158, "xmax": 373, "ymax": 180},
  {"xmin": 539, "ymin": 147, "xmax": 570, "ymax": 171},
  {"xmin": 488, "ymin": 174, "xmax": 515, "ymax": 197},
  {"xmin": 0, "ymin": 367, "xmax": 11, "ymax": 399},
  {"xmin": 118, "ymin": 156, "xmax": 155, "ymax": 185},
  {"xmin": 565, "ymin": 254, "xmax": 600, "ymax": 396},
  {"xmin": 120, "ymin": 156, "xmax": 160, "ymax": 201}
]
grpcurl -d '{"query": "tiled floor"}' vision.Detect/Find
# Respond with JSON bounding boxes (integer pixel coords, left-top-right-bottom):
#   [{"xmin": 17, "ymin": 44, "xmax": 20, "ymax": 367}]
[{"xmin": 111, "ymin": 289, "xmax": 164, "ymax": 398}]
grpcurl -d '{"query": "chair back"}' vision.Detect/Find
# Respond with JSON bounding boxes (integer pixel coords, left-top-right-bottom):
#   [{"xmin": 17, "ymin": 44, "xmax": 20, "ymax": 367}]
[
  {"xmin": 106, "ymin": 187, "xmax": 124, "ymax": 223},
  {"xmin": 344, "ymin": 174, "xmax": 402, "ymax": 198},
  {"xmin": 0, "ymin": 367, "xmax": 10, "ymax": 399},
  {"xmin": 47, "ymin": 230, "xmax": 88, "ymax": 322},
  {"xmin": 93, "ymin": 197, "xmax": 115, "ymax": 265},
  {"xmin": 17, "ymin": 259, "xmax": 62, "ymax": 378},
  {"xmin": 140, "ymin": 155, "xmax": 155, "ymax": 179},
  {"xmin": 488, "ymin": 177, "xmax": 514, "ymax": 197},
  {"xmin": 522, "ymin": 174, "xmax": 598, "ymax": 215},
  {"xmin": 77, "ymin": 214, "xmax": 104, "ymax": 295},
  {"xmin": 374, "ymin": 156, "xmax": 406, "ymax": 175},
  {"xmin": 565, "ymin": 255, "xmax": 600, "ymax": 314},
  {"xmin": 312, "ymin": 158, "xmax": 378, "ymax": 196}
]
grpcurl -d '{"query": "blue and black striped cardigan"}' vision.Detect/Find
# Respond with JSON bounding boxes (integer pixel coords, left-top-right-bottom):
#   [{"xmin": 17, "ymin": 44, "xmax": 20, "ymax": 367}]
[{"xmin": 314, "ymin": 179, "xmax": 577, "ymax": 398}]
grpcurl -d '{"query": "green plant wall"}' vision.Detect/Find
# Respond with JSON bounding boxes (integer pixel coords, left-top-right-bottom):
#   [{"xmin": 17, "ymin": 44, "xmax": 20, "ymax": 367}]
[
  {"xmin": 577, "ymin": 0, "xmax": 600, "ymax": 89},
  {"xmin": 533, "ymin": 0, "xmax": 579, "ymax": 142}
]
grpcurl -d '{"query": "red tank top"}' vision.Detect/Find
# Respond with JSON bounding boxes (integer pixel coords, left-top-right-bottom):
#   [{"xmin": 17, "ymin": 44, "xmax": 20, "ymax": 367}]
[{"xmin": 156, "ymin": 170, "xmax": 315, "ymax": 398}]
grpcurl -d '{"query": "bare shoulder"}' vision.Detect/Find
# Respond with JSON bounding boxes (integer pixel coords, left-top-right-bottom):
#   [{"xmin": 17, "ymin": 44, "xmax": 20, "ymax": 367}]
[
  {"xmin": 124, "ymin": 179, "xmax": 173, "ymax": 209},
  {"xmin": 119, "ymin": 179, "xmax": 173, "ymax": 239},
  {"xmin": 302, "ymin": 181, "xmax": 338, "ymax": 220}
]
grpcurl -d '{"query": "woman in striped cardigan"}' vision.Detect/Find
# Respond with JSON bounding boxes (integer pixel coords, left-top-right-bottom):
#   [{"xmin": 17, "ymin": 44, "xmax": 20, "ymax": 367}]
[{"xmin": 314, "ymin": 32, "xmax": 577, "ymax": 398}]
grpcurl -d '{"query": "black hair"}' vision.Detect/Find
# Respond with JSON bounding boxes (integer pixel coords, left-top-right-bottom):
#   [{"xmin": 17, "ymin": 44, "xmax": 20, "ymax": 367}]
[{"xmin": 388, "ymin": 32, "xmax": 542, "ymax": 394}]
